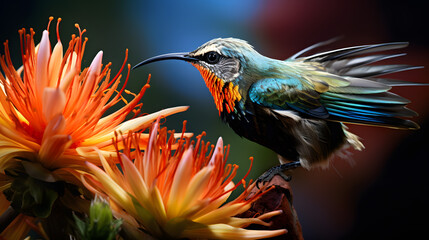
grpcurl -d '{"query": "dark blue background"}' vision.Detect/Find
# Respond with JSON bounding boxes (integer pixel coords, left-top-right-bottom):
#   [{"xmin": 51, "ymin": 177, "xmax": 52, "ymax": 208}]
[{"xmin": 1, "ymin": 0, "xmax": 428, "ymax": 239}]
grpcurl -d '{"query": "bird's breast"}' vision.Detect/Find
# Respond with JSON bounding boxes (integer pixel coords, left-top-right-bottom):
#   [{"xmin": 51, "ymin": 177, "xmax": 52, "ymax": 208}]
[{"xmin": 191, "ymin": 63, "xmax": 242, "ymax": 115}]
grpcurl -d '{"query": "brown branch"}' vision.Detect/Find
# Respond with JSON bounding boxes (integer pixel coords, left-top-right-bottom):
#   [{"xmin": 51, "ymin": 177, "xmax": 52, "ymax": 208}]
[{"xmin": 238, "ymin": 175, "xmax": 304, "ymax": 240}]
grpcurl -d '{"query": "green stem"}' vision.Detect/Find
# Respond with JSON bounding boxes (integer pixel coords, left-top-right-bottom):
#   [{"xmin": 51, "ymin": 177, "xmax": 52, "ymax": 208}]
[{"xmin": 0, "ymin": 206, "xmax": 19, "ymax": 233}]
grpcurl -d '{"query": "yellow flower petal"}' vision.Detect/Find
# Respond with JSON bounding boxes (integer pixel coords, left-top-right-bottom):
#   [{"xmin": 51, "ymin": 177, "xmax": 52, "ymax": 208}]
[
  {"xmin": 38, "ymin": 134, "xmax": 72, "ymax": 167},
  {"xmin": 0, "ymin": 125, "xmax": 39, "ymax": 151},
  {"xmin": 148, "ymin": 186, "xmax": 168, "ymax": 224},
  {"xmin": 0, "ymin": 214, "xmax": 34, "ymax": 240},
  {"xmin": 48, "ymin": 41, "xmax": 63, "ymax": 87},
  {"xmin": 178, "ymin": 165, "xmax": 213, "ymax": 216},
  {"xmin": 42, "ymin": 114, "xmax": 66, "ymax": 142},
  {"xmin": 96, "ymin": 148, "xmax": 123, "ymax": 185},
  {"xmin": 194, "ymin": 202, "xmax": 251, "ymax": 225},
  {"xmin": 167, "ymin": 147, "xmax": 194, "ymax": 218},
  {"xmin": 85, "ymin": 162, "xmax": 132, "ymax": 212},
  {"xmin": 59, "ymin": 53, "xmax": 78, "ymax": 92},
  {"xmin": 227, "ymin": 210, "xmax": 284, "ymax": 228},
  {"xmin": 77, "ymin": 51, "xmax": 103, "ymax": 107},
  {"xmin": 182, "ymin": 223, "xmax": 287, "ymax": 240},
  {"xmin": 42, "ymin": 87, "xmax": 65, "ymax": 122},
  {"xmin": 120, "ymin": 152, "xmax": 150, "ymax": 204},
  {"xmin": 81, "ymin": 106, "xmax": 189, "ymax": 146},
  {"xmin": 35, "ymin": 30, "xmax": 51, "ymax": 100},
  {"xmin": 208, "ymin": 137, "xmax": 223, "ymax": 166},
  {"xmin": 189, "ymin": 181, "xmax": 234, "ymax": 219}
]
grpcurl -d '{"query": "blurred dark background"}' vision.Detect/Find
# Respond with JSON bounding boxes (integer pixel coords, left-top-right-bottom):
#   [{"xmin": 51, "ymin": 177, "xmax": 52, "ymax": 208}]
[{"xmin": 1, "ymin": 0, "xmax": 428, "ymax": 239}]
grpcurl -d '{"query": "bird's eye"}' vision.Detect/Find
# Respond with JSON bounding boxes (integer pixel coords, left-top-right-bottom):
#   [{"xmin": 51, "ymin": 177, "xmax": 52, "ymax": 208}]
[{"xmin": 204, "ymin": 51, "xmax": 220, "ymax": 64}]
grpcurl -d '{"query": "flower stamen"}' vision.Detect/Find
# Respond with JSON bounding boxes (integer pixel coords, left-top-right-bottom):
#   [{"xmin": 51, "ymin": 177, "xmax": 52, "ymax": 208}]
[
  {"xmin": 46, "ymin": 16, "xmax": 54, "ymax": 32},
  {"xmin": 56, "ymin": 18, "xmax": 61, "ymax": 42}
]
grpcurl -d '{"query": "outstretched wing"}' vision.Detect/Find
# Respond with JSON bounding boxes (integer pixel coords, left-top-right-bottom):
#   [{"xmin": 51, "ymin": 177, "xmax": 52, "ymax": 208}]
[{"xmin": 250, "ymin": 42, "xmax": 424, "ymax": 129}]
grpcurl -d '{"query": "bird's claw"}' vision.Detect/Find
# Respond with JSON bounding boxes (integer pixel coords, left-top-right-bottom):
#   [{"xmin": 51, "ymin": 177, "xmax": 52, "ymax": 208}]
[
  {"xmin": 256, "ymin": 170, "xmax": 292, "ymax": 189},
  {"xmin": 256, "ymin": 161, "xmax": 301, "ymax": 189}
]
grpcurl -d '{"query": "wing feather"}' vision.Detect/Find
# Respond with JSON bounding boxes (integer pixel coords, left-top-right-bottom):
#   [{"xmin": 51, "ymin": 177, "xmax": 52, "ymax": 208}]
[
  {"xmin": 301, "ymin": 42, "xmax": 409, "ymax": 62},
  {"xmin": 252, "ymin": 40, "xmax": 423, "ymax": 129},
  {"xmin": 248, "ymin": 78, "xmax": 329, "ymax": 119}
]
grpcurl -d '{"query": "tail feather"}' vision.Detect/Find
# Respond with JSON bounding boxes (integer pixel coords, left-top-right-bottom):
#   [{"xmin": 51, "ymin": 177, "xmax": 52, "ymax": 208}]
[
  {"xmin": 325, "ymin": 53, "xmax": 406, "ymax": 72},
  {"xmin": 289, "ymin": 37, "xmax": 341, "ymax": 60},
  {"xmin": 340, "ymin": 64, "xmax": 422, "ymax": 78},
  {"xmin": 321, "ymin": 42, "xmax": 408, "ymax": 61},
  {"xmin": 327, "ymin": 110, "xmax": 420, "ymax": 129},
  {"xmin": 321, "ymin": 91, "xmax": 419, "ymax": 129},
  {"xmin": 367, "ymin": 77, "xmax": 429, "ymax": 86},
  {"xmin": 297, "ymin": 40, "xmax": 422, "ymax": 79},
  {"xmin": 322, "ymin": 91, "xmax": 410, "ymax": 104},
  {"xmin": 301, "ymin": 42, "xmax": 409, "ymax": 62},
  {"xmin": 324, "ymin": 100, "xmax": 417, "ymax": 116},
  {"xmin": 324, "ymin": 102, "xmax": 417, "ymax": 118}
]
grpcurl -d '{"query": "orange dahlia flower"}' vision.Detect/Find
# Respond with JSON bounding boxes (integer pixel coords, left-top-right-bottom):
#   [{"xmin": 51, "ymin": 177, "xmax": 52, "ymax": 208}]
[
  {"xmin": 82, "ymin": 120, "xmax": 287, "ymax": 239},
  {"xmin": 0, "ymin": 17, "xmax": 187, "ymax": 179},
  {"xmin": 0, "ymin": 17, "xmax": 187, "ymax": 238}
]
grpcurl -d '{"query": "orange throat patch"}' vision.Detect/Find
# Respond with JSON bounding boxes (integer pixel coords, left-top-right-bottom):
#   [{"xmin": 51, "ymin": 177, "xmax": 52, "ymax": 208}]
[{"xmin": 192, "ymin": 63, "xmax": 242, "ymax": 115}]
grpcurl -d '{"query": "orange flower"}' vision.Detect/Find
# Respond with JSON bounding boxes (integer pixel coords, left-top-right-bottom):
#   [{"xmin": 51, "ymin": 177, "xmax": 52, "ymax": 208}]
[
  {"xmin": 82, "ymin": 120, "xmax": 287, "ymax": 239},
  {"xmin": 0, "ymin": 17, "xmax": 187, "ymax": 177},
  {"xmin": 0, "ymin": 17, "xmax": 188, "ymax": 238}
]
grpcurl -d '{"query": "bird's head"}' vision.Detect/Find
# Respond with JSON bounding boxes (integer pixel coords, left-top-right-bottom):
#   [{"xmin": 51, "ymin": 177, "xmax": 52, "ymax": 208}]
[
  {"xmin": 133, "ymin": 38, "xmax": 257, "ymax": 81},
  {"xmin": 133, "ymin": 38, "xmax": 259, "ymax": 114}
]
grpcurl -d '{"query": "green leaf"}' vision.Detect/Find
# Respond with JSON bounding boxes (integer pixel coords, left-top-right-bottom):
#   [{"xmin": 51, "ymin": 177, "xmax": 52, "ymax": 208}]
[
  {"xmin": 32, "ymin": 188, "xmax": 58, "ymax": 218},
  {"xmin": 29, "ymin": 178, "xmax": 44, "ymax": 204},
  {"xmin": 4, "ymin": 174, "xmax": 60, "ymax": 218},
  {"xmin": 73, "ymin": 213, "xmax": 86, "ymax": 235}
]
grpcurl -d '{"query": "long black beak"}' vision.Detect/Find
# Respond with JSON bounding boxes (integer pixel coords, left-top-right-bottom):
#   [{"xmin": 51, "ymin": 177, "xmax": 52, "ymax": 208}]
[{"xmin": 132, "ymin": 52, "xmax": 198, "ymax": 70}]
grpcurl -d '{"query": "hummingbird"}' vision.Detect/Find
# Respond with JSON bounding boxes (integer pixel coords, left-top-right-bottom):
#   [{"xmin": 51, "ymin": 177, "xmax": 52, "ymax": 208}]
[{"xmin": 133, "ymin": 38, "xmax": 424, "ymax": 181}]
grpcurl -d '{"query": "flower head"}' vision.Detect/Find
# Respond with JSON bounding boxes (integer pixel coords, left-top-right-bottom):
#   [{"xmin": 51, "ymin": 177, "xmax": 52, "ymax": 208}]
[
  {"xmin": 82, "ymin": 120, "xmax": 287, "ymax": 239},
  {"xmin": 0, "ymin": 17, "xmax": 188, "ymax": 237},
  {"xmin": 0, "ymin": 17, "xmax": 187, "ymax": 177}
]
